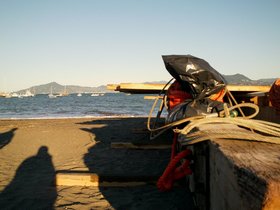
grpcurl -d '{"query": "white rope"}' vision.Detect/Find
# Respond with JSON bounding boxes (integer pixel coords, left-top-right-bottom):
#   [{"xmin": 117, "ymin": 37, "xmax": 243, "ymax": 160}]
[{"xmin": 147, "ymin": 87, "xmax": 280, "ymax": 144}]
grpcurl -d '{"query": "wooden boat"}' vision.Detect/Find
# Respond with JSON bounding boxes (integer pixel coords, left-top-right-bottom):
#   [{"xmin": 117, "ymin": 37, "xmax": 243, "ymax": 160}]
[{"xmin": 107, "ymin": 55, "xmax": 280, "ymax": 210}]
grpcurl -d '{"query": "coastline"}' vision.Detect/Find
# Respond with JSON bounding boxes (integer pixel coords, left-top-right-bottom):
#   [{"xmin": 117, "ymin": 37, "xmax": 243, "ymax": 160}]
[
  {"xmin": 0, "ymin": 117, "xmax": 193, "ymax": 209},
  {"xmin": 0, "ymin": 93, "xmax": 158, "ymax": 120},
  {"xmin": 0, "ymin": 114, "xmax": 151, "ymax": 121}
]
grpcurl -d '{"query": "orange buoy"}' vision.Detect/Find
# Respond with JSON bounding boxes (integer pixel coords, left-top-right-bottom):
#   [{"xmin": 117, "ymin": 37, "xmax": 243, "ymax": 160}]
[{"xmin": 167, "ymin": 81, "xmax": 192, "ymax": 110}]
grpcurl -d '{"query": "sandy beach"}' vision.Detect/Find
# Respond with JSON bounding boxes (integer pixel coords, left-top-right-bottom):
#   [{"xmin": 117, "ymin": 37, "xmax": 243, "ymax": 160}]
[{"xmin": 0, "ymin": 117, "xmax": 194, "ymax": 209}]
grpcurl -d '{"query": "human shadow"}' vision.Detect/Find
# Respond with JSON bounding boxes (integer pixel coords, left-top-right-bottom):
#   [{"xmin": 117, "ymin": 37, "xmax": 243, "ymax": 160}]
[
  {"xmin": 0, "ymin": 128, "xmax": 17, "ymax": 149},
  {"xmin": 80, "ymin": 117, "xmax": 194, "ymax": 210},
  {"xmin": 0, "ymin": 146, "xmax": 57, "ymax": 209}
]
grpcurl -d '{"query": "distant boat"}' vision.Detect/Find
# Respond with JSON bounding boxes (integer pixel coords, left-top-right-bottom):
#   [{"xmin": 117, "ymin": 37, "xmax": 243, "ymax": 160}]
[
  {"xmin": 91, "ymin": 92, "xmax": 105, "ymax": 96},
  {"xmin": 48, "ymin": 86, "xmax": 57, "ymax": 98},
  {"xmin": 57, "ymin": 85, "xmax": 69, "ymax": 97},
  {"xmin": 91, "ymin": 93, "xmax": 99, "ymax": 96},
  {"xmin": 21, "ymin": 90, "xmax": 35, "ymax": 97},
  {"xmin": 48, "ymin": 93, "xmax": 57, "ymax": 98},
  {"xmin": 77, "ymin": 93, "xmax": 82, "ymax": 97},
  {"xmin": 11, "ymin": 92, "xmax": 20, "ymax": 98}
]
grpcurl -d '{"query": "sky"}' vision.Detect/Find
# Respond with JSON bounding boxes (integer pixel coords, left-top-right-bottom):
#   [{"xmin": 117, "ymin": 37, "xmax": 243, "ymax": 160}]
[{"xmin": 0, "ymin": 0, "xmax": 279, "ymax": 92}]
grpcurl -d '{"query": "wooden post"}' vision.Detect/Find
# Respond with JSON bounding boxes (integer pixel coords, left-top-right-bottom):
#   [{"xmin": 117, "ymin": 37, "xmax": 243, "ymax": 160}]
[{"xmin": 179, "ymin": 124, "xmax": 280, "ymax": 210}]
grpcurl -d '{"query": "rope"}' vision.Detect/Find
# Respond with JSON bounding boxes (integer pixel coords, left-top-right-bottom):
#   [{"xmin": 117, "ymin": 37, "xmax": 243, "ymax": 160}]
[
  {"xmin": 157, "ymin": 131, "xmax": 192, "ymax": 192},
  {"xmin": 147, "ymin": 85, "xmax": 280, "ymax": 144},
  {"xmin": 147, "ymin": 95, "xmax": 204, "ymax": 139},
  {"xmin": 175, "ymin": 117, "xmax": 280, "ymax": 145},
  {"xmin": 157, "ymin": 148, "xmax": 192, "ymax": 191},
  {"xmin": 147, "ymin": 99, "xmax": 259, "ymax": 140}
]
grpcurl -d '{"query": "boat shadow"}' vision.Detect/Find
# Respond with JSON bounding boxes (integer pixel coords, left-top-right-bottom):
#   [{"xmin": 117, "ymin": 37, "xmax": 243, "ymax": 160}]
[
  {"xmin": 79, "ymin": 117, "xmax": 194, "ymax": 209},
  {"xmin": 0, "ymin": 146, "xmax": 57, "ymax": 209},
  {"xmin": 0, "ymin": 128, "xmax": 17, "ymax": 149}
]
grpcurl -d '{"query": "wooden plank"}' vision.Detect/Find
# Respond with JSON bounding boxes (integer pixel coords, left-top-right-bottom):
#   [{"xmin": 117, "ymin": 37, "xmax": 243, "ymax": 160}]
[
  {"xmin": 208, "ymin": 139, "xmax": 280, "ymax": 210},
  {"xmin": 117, "ymin": 83, "xmax": 167, "ymax": 93},
  {"xmin": 56, "ymin": 172, "xmax": 100, "ymax": 186},
  {"xmin": 144, "ymin": 95, "xmax": 163, "ymax": 100},
  {"xmin": 111, "ymin": 142, "xmax": 171, "ymax": 149},
  {"xmin": 118, "ymin": 83, "xmax": 169, "ymax": 94},
  {"xmin": 106, "ymin": 84, "xmax": 120, "ymax": 90},
  {"xmin": 227, "ymin": 85, "xmax": 270, "ymax": 92},
  {"xmin": 56, "ymin": 172, "xmax": 158, "ymax": 187},
  {"xmin": 107, "ymin": 83, "xmax": 271, "ymax": 94},
  {"xmin": 179, "ymin": 124, "xmax": 280, "ymax": 210},
  {"xmin": 120, "ymin": 83, "xmax": 168, "ymax": 90}
]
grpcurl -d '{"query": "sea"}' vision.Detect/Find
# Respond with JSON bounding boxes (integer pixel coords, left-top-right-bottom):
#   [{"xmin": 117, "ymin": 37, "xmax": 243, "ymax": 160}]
[{"xmin": 0, "ymin": 93, "xmax": 165, "ymax": 119}]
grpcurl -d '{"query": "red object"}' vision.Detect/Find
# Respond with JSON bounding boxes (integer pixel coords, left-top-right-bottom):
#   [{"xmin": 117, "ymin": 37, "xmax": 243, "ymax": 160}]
[
  {"xmin": 157, "ymin": 148, "xmax": 192, "ymax": 191},
  {"xmin": 209, "ymin": 88, "xmax": 225, "ymax": 102},
  {"xmin": 167, "ymin": 81, "xmax": 192, "ymax": 110},
  {"xmin": 157, "ymin": 132, "xmax": 192, "ymax": 192},
  {"xmin": 269, "ymin": 78, "xmax": 280, "ymax": 113}
]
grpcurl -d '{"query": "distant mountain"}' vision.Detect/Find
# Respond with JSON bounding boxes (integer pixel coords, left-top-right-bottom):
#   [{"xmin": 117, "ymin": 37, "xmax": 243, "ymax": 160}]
[
  {"xmin": 145, "ymin": 74, "xmax": 277, "ymax": 86},
  {"xmin": 223, "ymin": 74, "xmax": 252, "ymax": 84},
  {"xmin": 223, "ymin": 74, "xmax": 277, "ymax": 85},
  {"xmin": 17, "ymin": 82, "xmax": 110, "ymax": 95},
  {"xmin": 15, "ymin": 74, "xmax": 278, "ymax": 94}
]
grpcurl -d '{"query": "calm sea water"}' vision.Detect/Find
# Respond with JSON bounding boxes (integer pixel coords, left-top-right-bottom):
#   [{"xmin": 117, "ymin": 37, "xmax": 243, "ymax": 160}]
[{"xmin": 0, "ymin": 93, "xmax": 163, "ymax": 119}]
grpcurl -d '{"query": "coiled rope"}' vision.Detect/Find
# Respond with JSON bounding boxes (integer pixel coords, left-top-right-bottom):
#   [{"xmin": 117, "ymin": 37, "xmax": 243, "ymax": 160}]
[
  {"xmin": 147, "ymin": 86, "xmax": 280, "ymax": 144},
  {"xmin": 175, "ymin": 117, "xmax": 280, "ymax": 145},
  {"xmin": 157, "ymin": 148, "xmax": 192, "ymax": 191}
]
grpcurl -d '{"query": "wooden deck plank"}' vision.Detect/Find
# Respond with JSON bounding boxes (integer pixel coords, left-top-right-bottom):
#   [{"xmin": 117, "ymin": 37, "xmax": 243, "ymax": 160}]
[
  {"xmin": 107, "ymin": 83, "xmax": 271, "ymax": 94},
  {"xmin": 56, "ymin": 172, "xmax": 158, "ymax": 187}
]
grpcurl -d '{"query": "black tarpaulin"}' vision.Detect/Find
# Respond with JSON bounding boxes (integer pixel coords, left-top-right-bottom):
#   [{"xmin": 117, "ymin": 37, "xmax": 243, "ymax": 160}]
[{"xmin": 162, "ymin": 55, "xmax": 227, "ymax": 99}]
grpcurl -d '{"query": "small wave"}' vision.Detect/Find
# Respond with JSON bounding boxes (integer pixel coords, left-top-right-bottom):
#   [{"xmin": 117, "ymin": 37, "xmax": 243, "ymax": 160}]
[{"xmin": 0, "ymin": 94, "xmax": 155, "ymax": 120}]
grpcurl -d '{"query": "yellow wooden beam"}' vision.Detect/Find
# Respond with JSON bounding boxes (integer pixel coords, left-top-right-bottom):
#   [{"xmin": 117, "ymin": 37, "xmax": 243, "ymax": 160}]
[
  {"xmin": 227, "ymin": 85, "xmax": 270, "ymax": 92},
  {"xmin": 107, "ymin": 83, "xmax": 271, "ymax": 94},
  {"xmin": 106, "ymin": 84, "xmax": 120, "ymax": 91},
  {"xmin": 56, "ymin": 172, "xmax": 157, "ymax": 187}
]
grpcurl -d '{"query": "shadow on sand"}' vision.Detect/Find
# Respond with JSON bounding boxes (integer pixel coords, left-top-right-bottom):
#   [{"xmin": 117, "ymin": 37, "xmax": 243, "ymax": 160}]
[
  {"xmin": 0, "ymin": 146, "xmax": 57, "ymax": 209},
  {"xmin": 79, "ymin": 117, "xmax": 194, "ymax": 210},
  {"xmin": 0, "ymin": 128, "xmax": 17, "ymax": 149}
]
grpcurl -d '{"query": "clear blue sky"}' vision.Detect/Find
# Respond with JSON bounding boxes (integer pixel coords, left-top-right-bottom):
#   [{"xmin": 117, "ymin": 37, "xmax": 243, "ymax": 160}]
[{"xmin": 1, "ymin": 0, "xmax": 279, "ymax": 92}]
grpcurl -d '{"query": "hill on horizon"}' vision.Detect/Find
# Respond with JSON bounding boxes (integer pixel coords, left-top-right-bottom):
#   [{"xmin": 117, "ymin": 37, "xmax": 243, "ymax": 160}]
[
  {"xmin": 17, "ymin": 82, "xmax": 109, "ymax": 95},
  {"xmin": 223, "ymin": 74, "xmax": 277, "ymax": 85},
  {"xmin": 145, "ymin": 74, "xmax": 277, "ymax": 86},
  {"xmin": 15, "ymin": 74, "xmax": 277, "ymax": 94}
]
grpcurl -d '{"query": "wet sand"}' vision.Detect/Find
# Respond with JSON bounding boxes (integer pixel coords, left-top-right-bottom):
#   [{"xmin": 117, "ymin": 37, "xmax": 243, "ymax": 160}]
[{"xmin": 0, "ymin": 117, "xmax": 194, "ymax": 209}]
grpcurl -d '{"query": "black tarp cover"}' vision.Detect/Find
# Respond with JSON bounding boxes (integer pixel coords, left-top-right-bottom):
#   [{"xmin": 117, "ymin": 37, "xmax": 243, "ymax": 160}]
[{"xmin": 162, "ymin": 55, "xmax": 227, "ymax": 99}]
